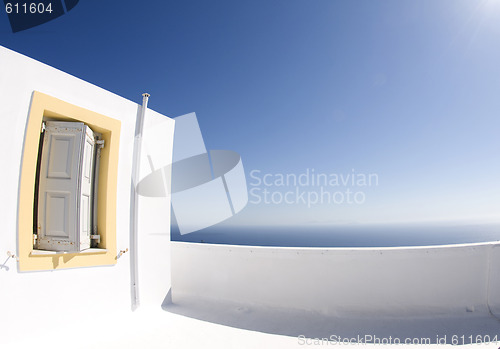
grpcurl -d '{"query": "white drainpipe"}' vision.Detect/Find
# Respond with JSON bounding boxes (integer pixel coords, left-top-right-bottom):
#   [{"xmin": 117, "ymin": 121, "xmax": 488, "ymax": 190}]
[{"xmin": 130, "ymin": 93, "xmax": 150, "ymax": 310}]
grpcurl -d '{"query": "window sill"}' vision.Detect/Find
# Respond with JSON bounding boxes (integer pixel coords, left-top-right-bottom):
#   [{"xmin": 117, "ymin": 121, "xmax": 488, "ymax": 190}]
[{"xmin": 30, "ymin": 248, "xmax": 108, "ymax": 256}]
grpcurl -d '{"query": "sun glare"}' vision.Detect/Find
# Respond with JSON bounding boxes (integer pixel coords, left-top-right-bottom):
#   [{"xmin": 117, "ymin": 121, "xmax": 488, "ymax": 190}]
[{"xmin": 483, "ymin": 0, "xmax": 500, "ymax": 12}]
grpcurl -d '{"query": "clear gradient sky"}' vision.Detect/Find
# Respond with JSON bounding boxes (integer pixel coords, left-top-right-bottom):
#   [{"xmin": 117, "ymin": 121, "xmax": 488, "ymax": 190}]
[{"xmin": 2, "ymin": 0, "xmax": 500, "ymax": 226}]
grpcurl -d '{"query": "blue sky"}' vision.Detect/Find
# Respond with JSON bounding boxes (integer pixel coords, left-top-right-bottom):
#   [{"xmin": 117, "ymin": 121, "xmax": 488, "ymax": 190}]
[{"xmin": 2, "ymin": 0, "xmax": 500, "ymax": 226}]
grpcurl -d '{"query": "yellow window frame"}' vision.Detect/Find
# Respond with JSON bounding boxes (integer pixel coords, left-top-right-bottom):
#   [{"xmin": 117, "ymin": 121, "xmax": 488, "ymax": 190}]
[{"xmin": 18, "ymin": 91, "xmax": 121, "ymax": 271}]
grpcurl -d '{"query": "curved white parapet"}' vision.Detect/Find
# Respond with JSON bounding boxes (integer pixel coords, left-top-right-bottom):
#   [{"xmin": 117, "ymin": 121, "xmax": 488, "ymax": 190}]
[
  {"xmin": 171, "ymin": 241, "xmax": 500, "ymax": 317},
  {"xmin": 488, "ymin": 244, "xmax": 500, "ymax": 318}
]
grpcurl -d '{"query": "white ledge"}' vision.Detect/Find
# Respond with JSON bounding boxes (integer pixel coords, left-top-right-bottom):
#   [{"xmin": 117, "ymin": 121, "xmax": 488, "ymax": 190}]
[{"xmin": 30, "ymin": 248, "xmax": 107, "ymax": 256}]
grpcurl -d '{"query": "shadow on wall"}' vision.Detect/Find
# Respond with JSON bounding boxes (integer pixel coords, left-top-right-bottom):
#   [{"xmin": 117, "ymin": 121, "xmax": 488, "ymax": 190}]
[{"xmin": 161, "ymin": 290, "xmax": 500, "ymax": 345}]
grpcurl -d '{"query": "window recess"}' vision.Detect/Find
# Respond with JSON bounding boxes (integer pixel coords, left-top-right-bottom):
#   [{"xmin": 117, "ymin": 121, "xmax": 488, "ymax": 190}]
[{"xmin": 34, "ymin": 121, "xmax": 103, "ymax": 252}]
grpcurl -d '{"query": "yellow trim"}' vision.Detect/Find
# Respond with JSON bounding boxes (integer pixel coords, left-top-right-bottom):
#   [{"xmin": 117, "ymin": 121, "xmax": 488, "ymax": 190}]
[{"xmin": 18, "ymin": 91, "xmax": 121, "ymax": 271}]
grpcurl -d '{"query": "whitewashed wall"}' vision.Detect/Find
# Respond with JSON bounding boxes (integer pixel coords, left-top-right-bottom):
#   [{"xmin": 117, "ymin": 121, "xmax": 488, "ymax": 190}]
[
  {"xmin": 0, "ymin": 46, "xmax": 174, "ymax": 342},
  {"xmin": 488, "ymin": 244, "xmax": 500, "ymax": 316},
  {"xmin": 171, "ymin": 241, "xmax": 500, "ymax": 317}
]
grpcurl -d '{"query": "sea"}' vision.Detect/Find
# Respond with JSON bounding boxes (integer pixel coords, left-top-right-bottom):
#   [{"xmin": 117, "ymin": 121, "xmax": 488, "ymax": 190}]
[{"xmin": 171, "ymin": 222, "xmax": 500, "ymax": 248}]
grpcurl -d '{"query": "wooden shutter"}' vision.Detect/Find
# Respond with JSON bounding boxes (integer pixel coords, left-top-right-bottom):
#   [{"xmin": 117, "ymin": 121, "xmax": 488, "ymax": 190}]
[{"xmin": 37, "ymin": 121, "xmax": 96, "ymax": 252}]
